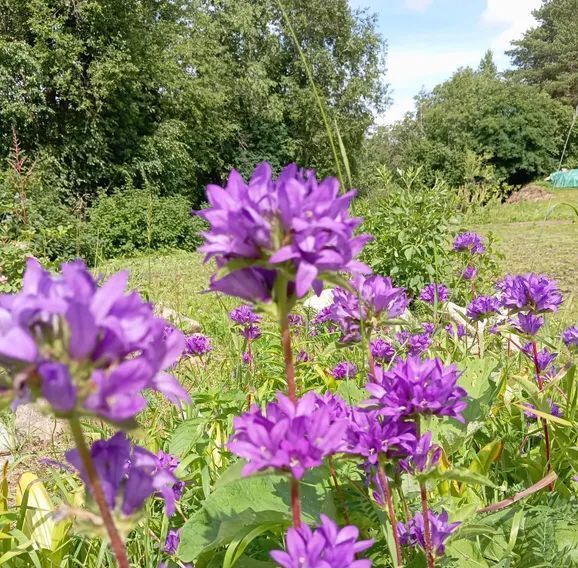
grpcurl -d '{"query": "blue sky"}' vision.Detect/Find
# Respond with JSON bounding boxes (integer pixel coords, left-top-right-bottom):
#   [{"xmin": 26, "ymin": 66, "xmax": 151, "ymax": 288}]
[{"xmin": 348, "ymin": 0, "xmax": 542, "ymax": 123}]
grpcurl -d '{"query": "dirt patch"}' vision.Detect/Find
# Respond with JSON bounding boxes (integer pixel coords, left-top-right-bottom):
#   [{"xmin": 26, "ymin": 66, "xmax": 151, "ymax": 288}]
[{"xmin": 507, "ymin": 184, "xmax": 552, "ymax": 203}]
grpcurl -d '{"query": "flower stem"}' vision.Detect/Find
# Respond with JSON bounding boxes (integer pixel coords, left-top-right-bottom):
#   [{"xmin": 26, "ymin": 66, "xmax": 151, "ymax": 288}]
[
  {"xmin": 419, "ymin": 482, "xmax": 435, "ymax": 568},
  {"xmin": 290, "ymin": 476, "xmax": 302, "ymax": 528},
  {"xmin": 276, "ymin": 276, "xmax": 297, "ymax": 402},
  {"xmin": 377, "ymin": 462, "xmax": 402, "ymax": 566},
  {"xmin": 531, "ymin": 340, "xmax": 554, "ymax": 491},
  {"xmin": 68, "ymin": 417, "xmax": 129, "ymax": 568}
]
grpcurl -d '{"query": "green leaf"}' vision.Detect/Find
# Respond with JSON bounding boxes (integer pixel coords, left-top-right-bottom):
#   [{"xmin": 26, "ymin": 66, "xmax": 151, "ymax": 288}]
[
  {"xmin": 425, "ymin": 467, "xmax": 495, "ymax": 488},
  {"xmin": 169, "ymin": 418, "xmax": 205, "ymax": 457}
]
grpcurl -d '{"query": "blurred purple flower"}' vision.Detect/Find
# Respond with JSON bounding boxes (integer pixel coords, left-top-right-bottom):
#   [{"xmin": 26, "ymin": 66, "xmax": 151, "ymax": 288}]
[
  {"xmin": 521, "ymin": 343, "xmax": 557, "ymax": 373},
  {"xmin": 370, "ymin": 339, "xmax": 395, "ymax": 363},
  {"xmin": 270, "ymin": 514, "xmax": 373, "ymax": 568},
  {"xmin": 66, "ymin": 432, "xmax": 180, "ymax": 517},
  {"xmin": 332, "ymin": 361, "xmax": 358, "ymax": 380},
  {"xmin": 184, "ymin": 334, "xmax": 212, "ymax": 357},
  {"xmin": 497, "ymin": 274, "xmax": 563, "ymax": 314},
  {"xmin": 523, "ymin": 400, "xmax": 562, "ymax": 420},
  {"xmin": 163, "ymin": 529, "xmax": 180, "ymax": 555},
  {"xmin": 422, "ymin": 322, "xmax": 435, "ymax": 335},
  {"xmin": 330, "ymin": 275, "xmax": 409, "ymax": 343},
  {"xmin": 398, "ymin": 511, "xmax": 460, "ymax": 557},
  {"xmin": 513, "ymin": 313, "xmax": 544, "ymax": 336},
  {"xmin": 242, "ymin": 351, "xmax": 253, "ymax": 365},
  {"xmin": 229, "ymin": 305, "xmax": 262, "ymax": 326},
  {"xmin": 367, "ymin": 357, "xmax": 468, "ymax": 422},
  {"xmin": 0, "ymin": 259, "xmax": 188, "ymax": 421},
  {"xmin": 241, "ymin": 325, "xmax": 262, "ymax": 340},
  {"xmin": 288, "ymin": 314, "xmax": 304, "ymax": 326},
  {"xmin": 228, "ymin": 392, "xmax": 347, "ymax": 479},
  {"xmin": 419, "ymin": 283, "xmax": 450, "ymax": 304},
  {"xmin": 198, "ymin": 162, "xmax": 371, "ymax": 300},
  {"xmin": 462, "ymin": 265, "xmax": 477, "ymax": 280},
  {"xmin": 296, "ymin": 350, "xmax": 310, "ymax": 363},
  {"xmin": 466, "ymin": 296, "xmax": 500, "ymax": 321},
  {"xmin": 399, "ymin": 432, "xmax": 441, "ymax": 474},
  {"xmin": 453, "ymin": 232, "xmax": 485, "ymax": 254},
  {"xmin": 407, "ymin": 332, "xmax": 433, "ymax": 356},
  {"xmin": 562, "ymin": 325, "xmax": 578, "ymax": 347},
  {"xmin": 445, "ymin": 323, "xmax": 466, "ymax": 339}
]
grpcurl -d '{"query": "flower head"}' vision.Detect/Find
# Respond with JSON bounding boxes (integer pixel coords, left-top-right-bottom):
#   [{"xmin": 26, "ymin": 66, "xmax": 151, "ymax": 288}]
[
  {"xmin": 198, "ymin": 163, "xmax": 371, "ymax": 300},
  {"xmin": 497, "ymin": 274, "xmax": 563, "ymax": 314},
  {"xmin": 462, "ymin": 265, "xmax": 477, "ymax": 280},
  {"xmin": 66, "ymin": 433, "xmax": 180, "ymax": 517},
  {"xmin": 332, "ymin": 361, "xmax": 358, "ymax": 380},
  {"xmin": 513, "ymin": 313, "xmax": 544, "ymax": 336},
  {"xmin": 0, "ymin": 259, "xmax": 188, "ymax": 421},
  {"xmin": 370, "ymin": 339, "xmax": 396, "ymax": 363},
  {"xmin": 466, "ymin": 295, "xmax": 500, "ymax": 321},
  {"xmin": 343, "ymin": 408, "xmax": 417, "ymax": 464},
  {"xmin": 453, "ymin": 232, "xmax": 485, "ymax": 254},
  {"xmin": 330, "ymin": 275, "xmax": 408, "ymax": 343},
  {"xmin": 562, "ymin": 325, "xmax": 578, "ymax": 347},
  {"xmin": 296, "ymin": 350, "xmax": 310, "ymax": 363},
  {"xmin": 163, "ymin": 529, "xmax": 181, "ymax": 555},
  {"xmin": 445, "ymin": 323, "xmax": 467, "ymax": 339},
  {"xmin": 229, "ymin": 305, "xmax": 262, "ymax": 326},
  {"xmin": 271, "ymin": 515, "xmax": 373, "ymax": 568},
  {"xmin": 242, "ymin": 351, "xmax": 253, "ymax": 365},
  {"xmin": 521, "ymin": 343, "xmax": 557, "ymax": 374},
  {"xmin": 184, "ymin": 334, "xmax": 212, "ymax": 357},
  {"xmin": 398, "ymin": 511, "xmax": 460, "ymax": 557},
  {"xmin": 406, "ymin": 332, "xmax": 433, "ymax": 357},
  {"xmin": 366, "ymin": 357, "xmax": 468, "ymax": 422},
  {"xmin": 228, "ymin": 392, "xmax": 347, "ymax": 479},
  {"xmin": 419, "ymin": 283, "xmax": 450, "ymax": 305},
  {"xmin": 399, "ymin": 432, "xmax": 441, "ymax": 474},
  {"xmin": 288, "ymin": 313, "xmax": 304, "ymax": 326}
]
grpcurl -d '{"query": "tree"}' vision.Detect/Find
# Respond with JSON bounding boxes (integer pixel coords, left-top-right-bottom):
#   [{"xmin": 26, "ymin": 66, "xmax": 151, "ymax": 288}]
[{"xmin": 507, "ymin": 0, "xmax": 578, "ymax": 107}]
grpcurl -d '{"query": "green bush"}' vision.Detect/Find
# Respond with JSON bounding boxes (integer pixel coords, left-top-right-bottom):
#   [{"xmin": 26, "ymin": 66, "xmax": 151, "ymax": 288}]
[
  {"xmin": 356, "ymin": 168, "xmax": 461, "ymax": 295},
  {"xmin": 84, "ymin": 189, "xmax": 205, "ymax": 261}
]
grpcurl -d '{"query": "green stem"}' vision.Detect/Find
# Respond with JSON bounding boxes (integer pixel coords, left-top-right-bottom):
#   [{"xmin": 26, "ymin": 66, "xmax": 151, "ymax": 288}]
[
  {"xmin": 377, "ymin": 462, "xmax": 402, "ymax": 566},
  {"xmin": 68, "ymin": 417, "xmax": 129, "ymax": 568}
]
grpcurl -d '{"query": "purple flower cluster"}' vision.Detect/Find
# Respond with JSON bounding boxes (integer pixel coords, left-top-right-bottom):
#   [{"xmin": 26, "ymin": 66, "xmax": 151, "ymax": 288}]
[
  {"xmin": 198, "ymin": 162, "xmax": 370, "ymax": 300},
  {"xmin": 445, "ymin": 323, "xmax": 467, "ymax": 339},
  {"xmin": 399, "ymin": 432, "xmax": 441, "ymax": 474},
  {"xmin": 163, "ymin": 528, "xmax": 181, "ymax": 555},
  {"xmin": 521, "ymin": 343, "xmax": 557, "ymax": 374},
  {"xmin": 0, "ymin": 259, "xmax": 188, "ymax": 422},
  {"xmin": 462, "ymin": 265, "xmax": 477, "ymax": 280},
  {"xmin": 230, "ymin": 305, "xmax": 262, "ymax": 340},
  {"xmin": 332, "ymin": 361, "xmax": 358, "ymax": 380},
  {"xmin": 228, "ymin": 392, "xmax": 348, "ymax": 479},
  {"xmin": 370, "ymin": 339, "xmax": 396, "ymax": 363},
  {"xmin": 512, "ymin": 313, "xmax": 544, "ymax": 336},
  {"xmin": 66, "ymin": 433, "xmax": 181, "ymax": 517},
  {"xmin": 271, "ymin": 515, "xmax": 373, "ymax": 568},
  {"xmin": 367, "ymin": 357, "xmax": 468, "ymax": 422},
  {"xmin": 453, "ymin": 232, "xmax": 485, "ymax": 254},
  {"xmin": 398, "ymin": 511, "xmax": 460, "ymax": 557},
  {"xmin": 184, "ymin": 334, "xmax": 212, "ymax": 357},
  {"xmin": 330, "ymin": 275, "xmax": 409, "ymax": 343},
  {"xmin": 419, "ymin": 283, "xmax": 450, "ymax": 305},
  {"xmin": 497, "ymin": 274, "xmax": 563, "ymax": 314},
  {"xmin": 288, "ymin": 313, "xmax": 304, "ymax": 327},
  {"xmin": 396, "ymin": 330, "xmax": 433, "ymax": 357},
  {"xmin": 562, "ymin": 325, "xmax": 578, "ymax": 347},
  {"xmin": 466, "ymin": 295, "xmax": 500, "ymax": 321}
]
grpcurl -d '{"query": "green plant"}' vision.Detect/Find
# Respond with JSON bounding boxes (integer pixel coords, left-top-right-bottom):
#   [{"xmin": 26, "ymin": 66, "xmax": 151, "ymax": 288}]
[{"xmin": 357, "ymin": 168, "xmax": 461, "ymax": 295}]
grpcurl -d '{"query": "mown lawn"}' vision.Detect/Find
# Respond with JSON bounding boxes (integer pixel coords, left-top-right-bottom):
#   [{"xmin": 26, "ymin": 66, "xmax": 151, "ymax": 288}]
[{"xmin": 471, "ymin": 188, "xmax": 578, "ymax": 323}]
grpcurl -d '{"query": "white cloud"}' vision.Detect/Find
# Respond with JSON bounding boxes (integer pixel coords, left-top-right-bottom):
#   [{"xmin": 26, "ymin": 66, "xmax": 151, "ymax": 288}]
[
  {"xmin": 482, "ymin": 0, "xmax": 541, "ymax": 49},
  {"xmin": 404, "ymin": 0, "xmax": 433, "ymax": 12}
]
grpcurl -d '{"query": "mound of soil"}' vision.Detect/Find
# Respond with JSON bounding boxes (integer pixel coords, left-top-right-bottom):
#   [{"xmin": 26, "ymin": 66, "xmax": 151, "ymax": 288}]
[{"xmin": 507, "ymin": 184, "xmax": 552, "ymax": 203}]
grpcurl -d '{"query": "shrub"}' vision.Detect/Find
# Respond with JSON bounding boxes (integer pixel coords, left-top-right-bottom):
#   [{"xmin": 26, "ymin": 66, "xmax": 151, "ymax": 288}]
[
  {"xmin": 84, "ymin": 188, "xmax": 205, "ymax": 261},
  {"xmin": 357, "ymin": 168, "xmax": 460, "ymax": 295}
]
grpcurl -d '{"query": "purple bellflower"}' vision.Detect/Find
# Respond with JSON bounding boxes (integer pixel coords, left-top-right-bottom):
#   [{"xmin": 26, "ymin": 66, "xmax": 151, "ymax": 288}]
[
  {"xmin": 332, "ymin": 361, "xmax": 358, "ymax": 380},
  {"xmin": 453, "ymin": 232, "xmax": 485, "ymax": 254},
  {"xmin": 370, "ymin": 339, "xmax": 396, "ymax": 363},
  {"xmin": 228, "ymin": 392, "xmax": 347, "ymax": 479},
  {"xmin": 419, "ymin": 283, "xmax": 450, "ymax": 305},
  {"xmin": 163, "ymin": 529, "xmax": 181, "ymax": 555},
  {"xmin": 512, "ymin": 313, "xmax": 544, "ymax": 336},
  {"xmin": 367, "ymin": 357, "xmax": 468, "ymax": 422},
  {"xmin": 229, "ymin": 305, "xmax": 262, "ymax": 326},
  {"xmin": 198, "ymin": 162, "xmax": 371, "ymax": 300},
  {"xmin": 398, "ymin": 511, "xmax": 460, "ymax": 557},
  {"xmin": 497, "ymin": 274, "xmax": 563, "ymax": 314},
  {"xmin": 184, "ymin": 334, "xmax": 212, "ymax": 357},
  {"xmin": 562, "ymin": 325, "xmax": 578, "ymax": 347},
  {"xmin": 521, "ymin": 343, "xmax": 557, "ymax": 374},
  {"xmin": 462, "ymin": 265, "xmax": 477, "ymax": 280},
  {"xmin": 271, "ymin": 514, "xmax": 373, "ymax": 568},
  {"xmin": 0, "ymin": 259, "xmax": 188, "ymax": 421},
  {"xmin": 445, "ymin": 323, "xmax": 467, "ymax": 339},
  {"xmin": 466, "ymin": 295, "xmax": 501, "ymax": 321},
  {"xmin": 66, "ymin": 432, "xmax": 180, "ymax": 517}
]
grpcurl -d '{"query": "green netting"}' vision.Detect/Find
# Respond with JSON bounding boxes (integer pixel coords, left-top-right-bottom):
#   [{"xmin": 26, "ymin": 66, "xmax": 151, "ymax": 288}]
[{"xmin": 550, "ymin": 169, "xmax": 578, "ymax": 188}]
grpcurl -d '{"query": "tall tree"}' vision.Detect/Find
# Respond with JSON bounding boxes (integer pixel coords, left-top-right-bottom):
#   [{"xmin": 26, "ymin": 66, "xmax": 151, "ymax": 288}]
[{"xmin": 507, "ymin": 0, "xmax": 578, "ymax": 107}]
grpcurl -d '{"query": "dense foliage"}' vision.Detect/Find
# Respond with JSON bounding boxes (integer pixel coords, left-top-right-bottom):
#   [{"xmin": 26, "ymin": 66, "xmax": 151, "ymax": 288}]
[
  {"xmin": 507, "ymin": 0, "xmax": 578, "ymax": 107},
  {"xmin": 360, "ymin": 53, "xmax": 577, "ymax": 193}
]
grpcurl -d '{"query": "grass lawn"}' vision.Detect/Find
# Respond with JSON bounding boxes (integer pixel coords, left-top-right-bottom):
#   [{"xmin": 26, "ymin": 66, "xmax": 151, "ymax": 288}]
[{"xmin": 471, "ymin": 188, "xmax": 578, "ymax": 323}]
